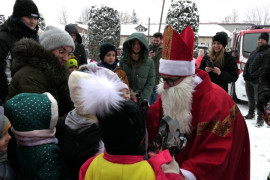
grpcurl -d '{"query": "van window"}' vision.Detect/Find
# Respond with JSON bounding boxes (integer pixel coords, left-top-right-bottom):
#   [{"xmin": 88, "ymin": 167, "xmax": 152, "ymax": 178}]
[
  {"xmin": 243, "ymin": 33, "xmax": 261, "ymax": 58},
  {"xmin": 243, "ymin": 33, "xmax": 270, "ymax": 58}
]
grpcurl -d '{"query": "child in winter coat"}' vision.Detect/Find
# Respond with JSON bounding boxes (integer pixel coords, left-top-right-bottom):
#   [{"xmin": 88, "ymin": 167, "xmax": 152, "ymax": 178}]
[
  {"xmin": 5, "ymin": 93, "xmax": 69, "ymax": 180},
  {"xmin": 0, "ymin": 101, "xmax": 15, "ymax": 180},
  {"xmin": 98, "ymin": 43, "xmax": 130, "ymax": 88},
  {"xmin": 78, "ymin": 66, "xmax": 184, "ymax": 180},
  {"xmin": 66, "ymin": 56, "xmax": 78, "ymax": 74},
  {"xmin": 59, "ymin": 63, "xmax": 130, "ymax": 180}
]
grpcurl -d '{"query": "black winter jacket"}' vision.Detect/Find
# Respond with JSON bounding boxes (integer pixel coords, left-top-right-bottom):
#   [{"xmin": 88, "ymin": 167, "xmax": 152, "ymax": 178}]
[
  {"xmin": 243, "ymin": 44, "xmax": 270, "ymax": 82},
  {"xmin": 199, "ymin": 52, "xmax": 238, "ymax": 92},
  {"xmin": 57, "ymin": 110, "xmax": 101, "ymax": 180},
  {"xmin": 258, "ymin": 55, "xmax": 270, "ymax": 96},
  {"xmin": 0, "ymin": 16, "xmax": 39, "ymax": 102},
  {"xmin": 74, "ymin": 43, "xmax": 87, "ymax": 66}
]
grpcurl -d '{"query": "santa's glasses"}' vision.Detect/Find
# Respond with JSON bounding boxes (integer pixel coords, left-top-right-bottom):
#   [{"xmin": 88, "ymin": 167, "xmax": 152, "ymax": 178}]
[{"xmin": 162, "ymin": 77, "xmax": 182, "ymax": 87}]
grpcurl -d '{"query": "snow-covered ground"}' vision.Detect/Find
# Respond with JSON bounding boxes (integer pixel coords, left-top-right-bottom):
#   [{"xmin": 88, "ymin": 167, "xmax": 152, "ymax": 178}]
[{"xmin": 237, "ymin": 103, "xmax": 270, "ymax": 180}]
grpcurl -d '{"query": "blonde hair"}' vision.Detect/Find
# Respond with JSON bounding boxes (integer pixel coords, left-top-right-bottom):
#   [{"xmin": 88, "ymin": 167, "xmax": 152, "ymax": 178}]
[{"xmin": 209, "ymin": 46, "xmax": 225, "ymax": 67}]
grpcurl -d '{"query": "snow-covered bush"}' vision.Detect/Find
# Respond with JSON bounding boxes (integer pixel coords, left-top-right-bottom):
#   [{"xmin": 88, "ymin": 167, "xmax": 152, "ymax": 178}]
[
  {"xmin": 87, "ymin": 5, "xmax": 120, "ymax": 61},
  {"xmin": 130, "ymin": 9, "xmax": 139, "ymax": 24},
  {"xmin": 38, "ymin": 13, "xmax": 46, "ymax": 31},
  {"xmin": 166, "ymin": 0, "xmax": 199, "ymax": 55},
  {"xmin": 0, "ymin": 15, "xmax": 5, "ymax": 25}
]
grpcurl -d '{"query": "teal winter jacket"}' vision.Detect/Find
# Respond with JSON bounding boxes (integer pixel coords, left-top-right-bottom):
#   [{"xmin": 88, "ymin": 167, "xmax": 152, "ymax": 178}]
[{"xmin": 120, "ymin": 33, "xmax": 155, "ymax": 100}]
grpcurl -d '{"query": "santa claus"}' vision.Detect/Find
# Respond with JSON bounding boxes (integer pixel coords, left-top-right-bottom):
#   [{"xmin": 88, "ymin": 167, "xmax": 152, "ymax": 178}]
[{"xmin": 146, "ymin": 25, "xmax": 250, "ymax": 180}]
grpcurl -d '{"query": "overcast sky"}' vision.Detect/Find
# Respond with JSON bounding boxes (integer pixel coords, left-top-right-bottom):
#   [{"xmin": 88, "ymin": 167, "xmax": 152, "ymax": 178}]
[{"xmin": 1, "ymin": 0, "xmax": 269, "ymax": 26}]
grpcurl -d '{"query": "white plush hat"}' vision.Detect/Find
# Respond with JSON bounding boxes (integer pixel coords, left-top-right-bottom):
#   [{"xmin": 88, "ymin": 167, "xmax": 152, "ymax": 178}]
[
  {"xmin": 68, "ymin": 64, "xmax": 125, "ymax": 116},
  {"xmin": 40, "ymin": 25, "xmax": 75, "ymax": 51}
]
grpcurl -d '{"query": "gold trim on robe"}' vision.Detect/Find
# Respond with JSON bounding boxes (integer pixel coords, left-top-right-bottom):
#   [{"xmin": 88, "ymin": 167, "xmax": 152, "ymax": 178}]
[{"xmin": 197, "ymin": 105, "xmax": 240, "ymax": 137}]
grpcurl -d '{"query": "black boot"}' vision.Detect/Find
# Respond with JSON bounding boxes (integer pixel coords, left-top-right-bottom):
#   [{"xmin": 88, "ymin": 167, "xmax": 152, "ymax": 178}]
[
  {"xmin": 255, "ymin": 115, "xmax": 264, "ymax": 127},
  {"xmin": 244, "ymin": 113, "xmax": 255, "ymax": 119}
]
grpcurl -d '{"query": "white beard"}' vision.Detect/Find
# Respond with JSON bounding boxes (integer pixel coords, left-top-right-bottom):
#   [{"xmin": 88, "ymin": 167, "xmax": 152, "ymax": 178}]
[{"xmin": 157, "ymin": 76, "xmax": 194, "ymax": 134}]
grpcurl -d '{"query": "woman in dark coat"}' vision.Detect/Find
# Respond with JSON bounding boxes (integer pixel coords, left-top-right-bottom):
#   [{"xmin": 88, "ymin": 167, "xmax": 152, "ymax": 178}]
[
  {"xmin": 65, "ymin": 24, "xmax": 87, "ymax": 66},
  {"xmin": 199, "ymin": 32, "xmax": 238, "ymax": 92}
]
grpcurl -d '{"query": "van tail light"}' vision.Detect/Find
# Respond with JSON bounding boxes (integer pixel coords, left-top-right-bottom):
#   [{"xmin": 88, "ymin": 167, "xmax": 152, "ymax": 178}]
[{"xmin": 240, "ymin": 62, "xmax": 246, "ymax": 71}]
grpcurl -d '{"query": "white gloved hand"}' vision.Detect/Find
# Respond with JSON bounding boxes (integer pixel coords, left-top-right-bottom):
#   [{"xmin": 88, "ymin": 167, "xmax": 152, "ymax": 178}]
[
  {"xmin": 161, "ymin": 156, "xmax": 180, "ymax": 174},
  {"xmin": 87, "ymin": 62, "xmax": 97, "ymax": 72}
]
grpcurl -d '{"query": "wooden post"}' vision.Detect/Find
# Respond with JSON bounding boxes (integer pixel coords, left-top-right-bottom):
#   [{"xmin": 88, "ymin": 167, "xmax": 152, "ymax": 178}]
[
  {"xmin": 159, "ymin": 0, "xmax": 166, "ymax": 32},
  {"xmin": 148, "ymin": 17, "xmax": 150, "ymax": 44}
]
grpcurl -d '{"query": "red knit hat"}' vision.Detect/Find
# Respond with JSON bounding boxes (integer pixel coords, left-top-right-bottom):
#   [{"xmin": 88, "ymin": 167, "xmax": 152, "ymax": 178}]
[{"xmin": 159, "ymin": 25, "xmax": 195, "ymax": 76}]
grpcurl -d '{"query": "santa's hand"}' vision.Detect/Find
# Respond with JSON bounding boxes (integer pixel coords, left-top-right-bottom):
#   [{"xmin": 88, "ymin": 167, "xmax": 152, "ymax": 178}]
[{"xmin": 161, "ymin": 156, "xmax": 180, "ymax": 174}]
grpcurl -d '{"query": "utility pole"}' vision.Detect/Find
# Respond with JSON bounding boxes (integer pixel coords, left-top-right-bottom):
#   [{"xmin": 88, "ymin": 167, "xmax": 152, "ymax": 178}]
[
  {"xmin": 148, "ymin": 17, "xmax": 150, "ymax": 44},
  {"xmin": 158, "ymin": 0, "xmax": 165, "ymax": 32}
]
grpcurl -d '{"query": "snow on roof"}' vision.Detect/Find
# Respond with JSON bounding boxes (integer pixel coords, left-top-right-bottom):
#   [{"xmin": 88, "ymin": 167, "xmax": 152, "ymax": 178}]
[
  {"xmin": 120, "ymin": 24, "xmax": 167, "ymax": 36},
  {"xmin": 77, "ymin": 24, "xmax": 88, "ymax": 30},
  {"xmin": 121, "ymin": 23, "xmax": 231, "ymax": 37},
  {"xmin": 43, "ymin": 22, "xmax": 231, "ymax": 38},
  {"xmin": 198, "ymin": 24, "xmax": 231, "ymax": 37}
]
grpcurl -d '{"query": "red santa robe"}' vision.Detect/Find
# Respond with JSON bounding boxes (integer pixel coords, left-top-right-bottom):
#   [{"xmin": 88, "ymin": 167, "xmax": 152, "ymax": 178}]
[{"xmin": 146, "ymin": 69, "xmax": 250, "ymax": 180}]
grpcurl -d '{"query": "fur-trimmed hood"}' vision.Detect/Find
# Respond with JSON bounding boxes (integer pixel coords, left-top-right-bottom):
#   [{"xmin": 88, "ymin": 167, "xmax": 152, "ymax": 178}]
[{"xmin": 12, "ymin": 38, "xmax": 68, "ymax": 86}]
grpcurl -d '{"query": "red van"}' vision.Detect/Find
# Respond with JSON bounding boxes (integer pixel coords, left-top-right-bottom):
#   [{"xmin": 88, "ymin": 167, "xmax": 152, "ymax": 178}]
[{"xmin": 229, "ymin": 25, "xmax": 270, "ymax": 102}]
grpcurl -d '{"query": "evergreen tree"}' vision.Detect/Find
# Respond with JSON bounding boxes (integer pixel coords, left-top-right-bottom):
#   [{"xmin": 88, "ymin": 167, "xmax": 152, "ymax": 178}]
[
  {"xmin": 166, "ymin": 0, "xmax": 199, "ymax": 55},
  {"xmin": 0, "ymin": 15, "xmax": 5, "ymax": 25},
  {"xmin": 130, "ymin": 9, "xmax": 139, "ymax": 24},
  {"xmin": 38, "ymin": 13, "xmax": 46, "ymax": 31},
  {"xmin": 81, "ymin": 30, "xmax": 89, "ymax": 58},
  {"xmin": 88, "ymin": 5, "xmax": 120, "ymax": 61}
]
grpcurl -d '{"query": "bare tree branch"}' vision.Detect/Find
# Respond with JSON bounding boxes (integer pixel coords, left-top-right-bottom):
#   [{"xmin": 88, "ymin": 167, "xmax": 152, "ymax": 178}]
[
  {"xmin": 58, "ymin": 7, "xmax": 69, "ymax": 25},
  {"xmin": 231, "ymin": 9, "xmax": 239, "ymax": 22},
  {"xmin": 79, "ymin": 7, "xmax": 90, "ymax": 24},
  {"xmin": 119, "ymin": 11, "xmax": 131, "ymax": 24},
  {"xmin": 262, "ymin": 4, "xmax": 270, "ymax": 24},
  {"xmin": 245, "ymin": 4, "xmax": 270, "ymax": 24},
  {"xmin": 222, "ymin": 9, "xmax": 239, "ymax": 23}
]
